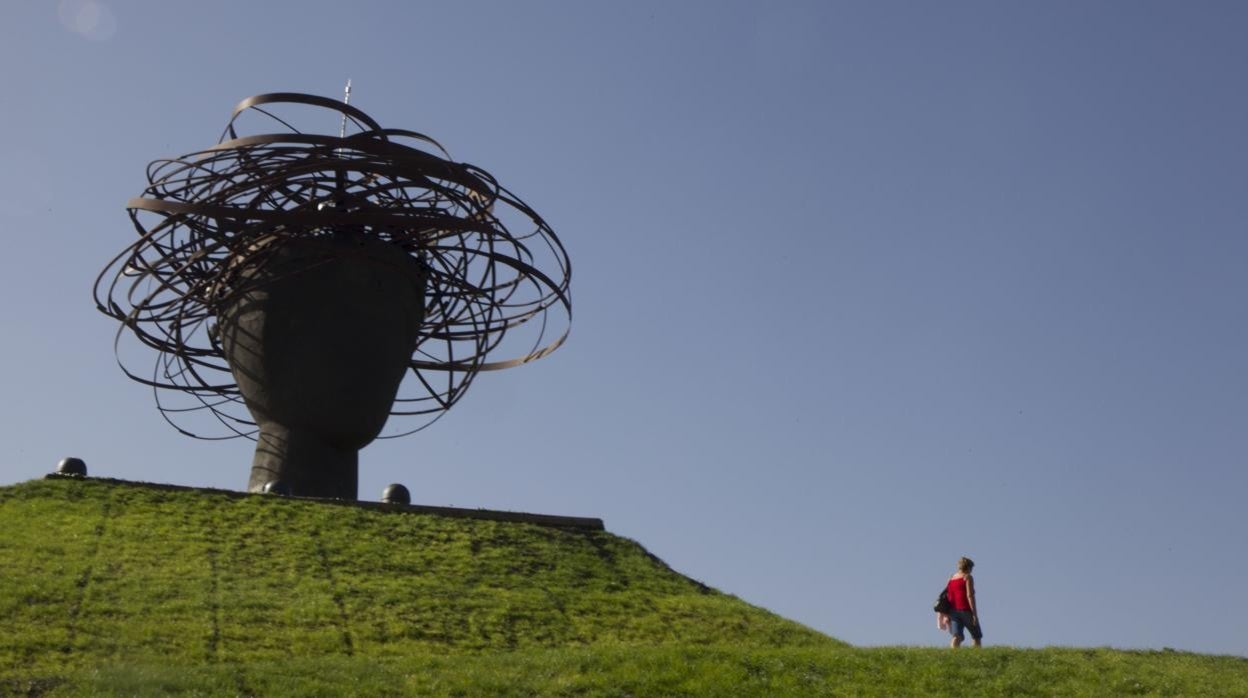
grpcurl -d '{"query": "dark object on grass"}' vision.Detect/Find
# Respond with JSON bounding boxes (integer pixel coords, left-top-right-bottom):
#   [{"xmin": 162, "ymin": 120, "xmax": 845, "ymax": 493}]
[
  {"xmin": 382, "ymin": 483, "xmax": 411, "ymax": 505},
  {"xmin": 56, "ymin": 457, "xmax": 87, "ymax": 477},
  {"xmin": 95, "ymin": 93, "xmax": 572, "ymax": 500},
  {"xmin": 262, "ymin": 481, "xmax": 292, "ymax": 496}
]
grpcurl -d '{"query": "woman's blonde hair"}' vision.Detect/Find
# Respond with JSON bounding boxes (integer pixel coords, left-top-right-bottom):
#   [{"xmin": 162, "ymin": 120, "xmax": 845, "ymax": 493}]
[{"xmin": 957, "ymin": 557, "xmax": 975, "ymax": 573}]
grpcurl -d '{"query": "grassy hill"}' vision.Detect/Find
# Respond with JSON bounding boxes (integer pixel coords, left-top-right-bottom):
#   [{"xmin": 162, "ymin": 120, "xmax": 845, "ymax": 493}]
[{"xmin": 1, "ymin": 477, "xmax": 1244, "ymax": 696}]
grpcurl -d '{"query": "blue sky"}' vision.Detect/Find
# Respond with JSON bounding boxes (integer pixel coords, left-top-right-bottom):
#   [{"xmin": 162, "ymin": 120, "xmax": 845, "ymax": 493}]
[{"xmin": 1, "ymin": 1, "xmax": 1244, "ymax": 656}]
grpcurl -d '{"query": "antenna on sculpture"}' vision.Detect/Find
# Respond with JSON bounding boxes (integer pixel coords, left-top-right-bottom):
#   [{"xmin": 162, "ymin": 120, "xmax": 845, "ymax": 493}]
[
  {"xmin": 335, "ymin": 79, "xmax": 352, "ymax": 203},
  {"xmin": 339, "ymin": 79, "xmax": 352, "ymax": 139}
]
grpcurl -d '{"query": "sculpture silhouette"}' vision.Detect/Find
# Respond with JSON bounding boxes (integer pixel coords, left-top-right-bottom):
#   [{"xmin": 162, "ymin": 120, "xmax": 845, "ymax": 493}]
[{"xmin": 95, "ymin": 93, "xmax": 571, "ymax": 499}]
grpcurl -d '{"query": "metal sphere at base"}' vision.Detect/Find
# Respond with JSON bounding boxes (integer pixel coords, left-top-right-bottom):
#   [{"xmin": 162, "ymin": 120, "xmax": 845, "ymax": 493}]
[
  {"xmin": 262, "ymin": 481, "xmax": 292, "ymax": 496},
  {"xmin": 382, "ymin": 483, "xmax": 411, "ymax": 505},
  {"xmin": 56, "ymin": 457, "xmax": 87, "ymax": 477}
]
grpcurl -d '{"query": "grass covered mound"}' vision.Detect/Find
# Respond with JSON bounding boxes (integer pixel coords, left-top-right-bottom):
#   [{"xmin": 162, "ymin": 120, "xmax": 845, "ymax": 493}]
[
  {"xmin": 0, "ymin": 478, "xmax": 830, "ymax": 688},
  {"xmin": 2, "ymin": 477, "xmax": 1246, "ymax": 696}
]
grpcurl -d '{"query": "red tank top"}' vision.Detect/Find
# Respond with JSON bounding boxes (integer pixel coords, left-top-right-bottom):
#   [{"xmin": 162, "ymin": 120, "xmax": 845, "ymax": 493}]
[{"xmin": 947, "ymin": 576, "xmax": 972, "ymax": 611}]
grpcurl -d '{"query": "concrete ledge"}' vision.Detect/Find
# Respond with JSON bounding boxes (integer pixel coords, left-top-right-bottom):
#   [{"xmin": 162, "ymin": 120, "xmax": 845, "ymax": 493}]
[{"xmin": 44, "ymin": 474, "xmax": 604, "ymax": 531}]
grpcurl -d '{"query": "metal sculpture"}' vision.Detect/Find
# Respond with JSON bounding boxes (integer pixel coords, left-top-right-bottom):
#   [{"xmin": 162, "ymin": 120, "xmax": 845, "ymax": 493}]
[{"xmin": 95, "ymin": 92, "xmax": 571, "ymax": 499}]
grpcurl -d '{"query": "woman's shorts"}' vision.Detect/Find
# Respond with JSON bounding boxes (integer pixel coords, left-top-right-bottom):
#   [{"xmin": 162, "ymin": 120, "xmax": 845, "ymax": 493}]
[{"xmin": 948, "ymin": 610, "xmax": 982, "ymax": 641}]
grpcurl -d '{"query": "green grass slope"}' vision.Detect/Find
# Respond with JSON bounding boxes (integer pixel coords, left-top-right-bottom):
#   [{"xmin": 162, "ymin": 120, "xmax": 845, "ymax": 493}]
[{"xmin": 2, "ymin": 477, "xmax": 1245, "ymax": 697}]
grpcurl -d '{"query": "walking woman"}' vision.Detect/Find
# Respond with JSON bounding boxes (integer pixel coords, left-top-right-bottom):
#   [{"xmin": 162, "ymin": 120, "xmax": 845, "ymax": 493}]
[{"xmin": 946, "ymin": 557, "xmax": 982, "ymax": 648}]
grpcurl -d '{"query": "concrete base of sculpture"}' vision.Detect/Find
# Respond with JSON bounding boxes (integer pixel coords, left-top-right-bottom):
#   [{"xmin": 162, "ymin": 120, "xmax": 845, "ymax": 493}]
[
  {"xmin": 219, "ymin": 235, "xmax": 425, "ymax": 500},
  {"xmin": 42, "ymin": 474, "xmax": 606, "ymax": 529}
]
